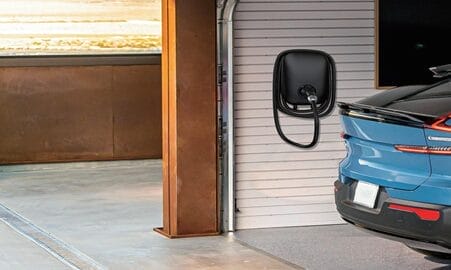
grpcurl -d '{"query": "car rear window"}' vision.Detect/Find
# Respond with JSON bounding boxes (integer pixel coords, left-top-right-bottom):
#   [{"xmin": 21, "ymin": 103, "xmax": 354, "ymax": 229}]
[
  {"xmin": 359, "ymin": 79, "xmax": 450, "ymax": 117},
  {"xmin": 387, "ymin": 80, "xmax": 450, "ymax": 116}
]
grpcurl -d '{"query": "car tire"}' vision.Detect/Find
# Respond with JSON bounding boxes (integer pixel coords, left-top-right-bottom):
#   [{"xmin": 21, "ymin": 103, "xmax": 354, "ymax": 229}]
[{"xmin": 408, "ymin": 246, "xmax": 451, "ymax": 259}]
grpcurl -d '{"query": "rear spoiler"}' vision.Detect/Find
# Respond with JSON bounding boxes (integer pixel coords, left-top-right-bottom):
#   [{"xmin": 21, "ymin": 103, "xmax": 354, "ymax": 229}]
[
  {"xmin": 430, "ymin": 64, "xmax": 451, "ymax": 79},
  {"xmin": 338, "ymin": 102, "xmax": 435, "ymax": 128}
]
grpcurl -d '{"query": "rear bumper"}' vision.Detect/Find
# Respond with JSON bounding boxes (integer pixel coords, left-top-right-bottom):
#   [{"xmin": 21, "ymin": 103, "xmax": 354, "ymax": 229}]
[{"xmin": 334, "ymin": 180, "xmax": 451, "ymax": 253}]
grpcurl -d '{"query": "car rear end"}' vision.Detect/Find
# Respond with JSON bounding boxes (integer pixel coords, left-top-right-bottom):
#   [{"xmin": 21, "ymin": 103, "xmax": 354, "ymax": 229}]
[{"xmin": 335, "ymin": 79, "xmax": 451, "ymax": 254}]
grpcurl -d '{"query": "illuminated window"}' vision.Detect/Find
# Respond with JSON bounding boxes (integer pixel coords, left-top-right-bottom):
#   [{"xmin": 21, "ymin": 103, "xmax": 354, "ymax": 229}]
[{"xmin": 0, "ymin": 0, "xmax": 161, "ymax": 55}]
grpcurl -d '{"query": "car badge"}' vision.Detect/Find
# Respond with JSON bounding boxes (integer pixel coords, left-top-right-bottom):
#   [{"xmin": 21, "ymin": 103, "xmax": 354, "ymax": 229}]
[{"xmin": 428, "ymin": 136, "xmax": 451, "ymax": 142}]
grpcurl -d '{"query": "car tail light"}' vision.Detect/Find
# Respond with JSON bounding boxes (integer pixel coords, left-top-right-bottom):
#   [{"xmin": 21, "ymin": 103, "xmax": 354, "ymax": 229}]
[
  {"xmin": 426, "ymin": 146, "xmax": 451, "ymax": 155},
  {"xmin": 395, "ymin": 145, "xmax": 451, "ymax": 155},
  {"xmin": 388, "ymin": 203, "xmax": 441, "ymax": 221},
  {"xmin": 427, "ymin": 113, "xmax": 451, "ymax": 132}
]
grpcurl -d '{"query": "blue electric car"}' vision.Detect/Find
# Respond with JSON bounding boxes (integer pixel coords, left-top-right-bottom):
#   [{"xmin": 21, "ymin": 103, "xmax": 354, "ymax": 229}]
[{"xmin": 335, "ymin": 64, "xmax": 451, "ymax": 258}]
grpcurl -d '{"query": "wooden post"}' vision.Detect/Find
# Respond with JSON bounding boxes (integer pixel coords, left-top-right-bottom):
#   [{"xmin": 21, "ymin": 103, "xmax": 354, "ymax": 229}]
[{"xmin": 155, "ymin": 0, "xmax": 219, "ymax": 238}]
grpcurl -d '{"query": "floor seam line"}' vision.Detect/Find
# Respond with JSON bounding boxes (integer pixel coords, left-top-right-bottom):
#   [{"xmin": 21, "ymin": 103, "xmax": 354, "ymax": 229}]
[{"xmin": 0, "ymin": 203, "xmax": 107, "ymax": 270}]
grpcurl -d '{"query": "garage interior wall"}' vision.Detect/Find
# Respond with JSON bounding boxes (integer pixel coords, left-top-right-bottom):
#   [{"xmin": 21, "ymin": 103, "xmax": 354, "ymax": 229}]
[
  {"xmin": 0, "ymin": 61, "xmax": 162, "ymax": 164},
  {"xmin": 233, "ymin": 0, "xmax": 379, "ymax": 229}
]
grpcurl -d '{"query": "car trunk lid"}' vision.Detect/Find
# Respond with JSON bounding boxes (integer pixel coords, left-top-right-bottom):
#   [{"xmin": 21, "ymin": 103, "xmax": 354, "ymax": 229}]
[
  {"xmin": 339, "ymin": 104, "xmax": 431, "ymax": 191},
  {"xmin": 339, "ymin": 79, "xmax": 450, "ymax": 191}
]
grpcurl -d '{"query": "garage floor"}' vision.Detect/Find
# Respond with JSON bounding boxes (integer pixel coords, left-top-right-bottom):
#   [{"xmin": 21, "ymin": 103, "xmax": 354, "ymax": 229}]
[
  {"xmin": 2, "ymin": 160, "xmax": 450, "ymax": 270},
  {"xmin": 0, "ymin": 160, "xmax": 295, "ymax": 270},
  {"xmin": 234, "ymin": 225, "xmax": 451, "ymax": 270}
]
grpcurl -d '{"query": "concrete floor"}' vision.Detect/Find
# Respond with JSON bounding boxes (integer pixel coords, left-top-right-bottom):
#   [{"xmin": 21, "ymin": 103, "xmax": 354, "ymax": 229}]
[
  {"xmin": 0, "ymin": 160, "xmax": 295, "ymax": 270},
  {"xmin": 234, "ymin": 225, "xmax": 451, "ymax": 270},
  {"xmin": 2, "ymin": 160, "xmax": 450, "ymax": 270},
  {"xmin": 0, "ymin": 222, "xmax": 68, "ymax": 270}
]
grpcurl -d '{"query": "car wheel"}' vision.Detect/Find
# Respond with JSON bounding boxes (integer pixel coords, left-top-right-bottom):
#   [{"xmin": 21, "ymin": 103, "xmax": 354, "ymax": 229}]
[{"xmin": 408, "ymin": 247, "xmax": 451, "ymax": 259}]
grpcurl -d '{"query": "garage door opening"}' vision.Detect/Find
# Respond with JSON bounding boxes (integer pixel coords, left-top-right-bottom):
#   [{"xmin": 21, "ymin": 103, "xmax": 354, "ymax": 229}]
[
  {"xmin": 0, "ymin": 1, "xmax": 165, "ymax": 266},
  {"xmin": 221, "ymin": 0, "xmax": 379, "ymax": 230}
]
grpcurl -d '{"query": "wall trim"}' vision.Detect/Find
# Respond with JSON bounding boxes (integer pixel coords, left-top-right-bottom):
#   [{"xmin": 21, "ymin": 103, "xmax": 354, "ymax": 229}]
[{"xmin": 0, "ymin": 54, "xmax": 161, "ymax": 67}]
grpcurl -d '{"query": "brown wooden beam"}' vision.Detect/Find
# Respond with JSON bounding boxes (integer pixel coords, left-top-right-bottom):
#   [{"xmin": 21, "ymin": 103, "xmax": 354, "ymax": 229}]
[{"xmin": 156, "ymin": 0, "xmax": 219, "ymax": 237}]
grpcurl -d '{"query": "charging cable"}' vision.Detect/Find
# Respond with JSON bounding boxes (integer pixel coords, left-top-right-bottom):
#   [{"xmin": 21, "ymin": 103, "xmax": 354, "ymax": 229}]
[{"xmin": 273, "ymin": 84, "xmax": 320, "ymax": 148}]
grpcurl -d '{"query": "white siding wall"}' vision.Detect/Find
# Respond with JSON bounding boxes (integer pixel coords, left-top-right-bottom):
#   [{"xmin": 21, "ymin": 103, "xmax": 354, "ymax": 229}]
[{"xmin": 233, "ymin": 0, "xmax": 378, "ymax": 229}]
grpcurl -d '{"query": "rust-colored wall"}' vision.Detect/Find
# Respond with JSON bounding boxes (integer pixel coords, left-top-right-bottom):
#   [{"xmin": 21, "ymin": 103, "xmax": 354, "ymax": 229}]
[
  {"xmin": 0, "ymin": 65, "xmax": 162, "ymax": 164},
  {"xmin": 112, "ymin": 66, "xmax": 162, "ymax": 160}
]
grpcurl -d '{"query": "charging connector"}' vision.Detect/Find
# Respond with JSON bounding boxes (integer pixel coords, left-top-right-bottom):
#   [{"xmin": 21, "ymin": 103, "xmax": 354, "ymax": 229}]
[{"xmin": 273, "ymin": 84, "xmax": 321, "ymax": 148}]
